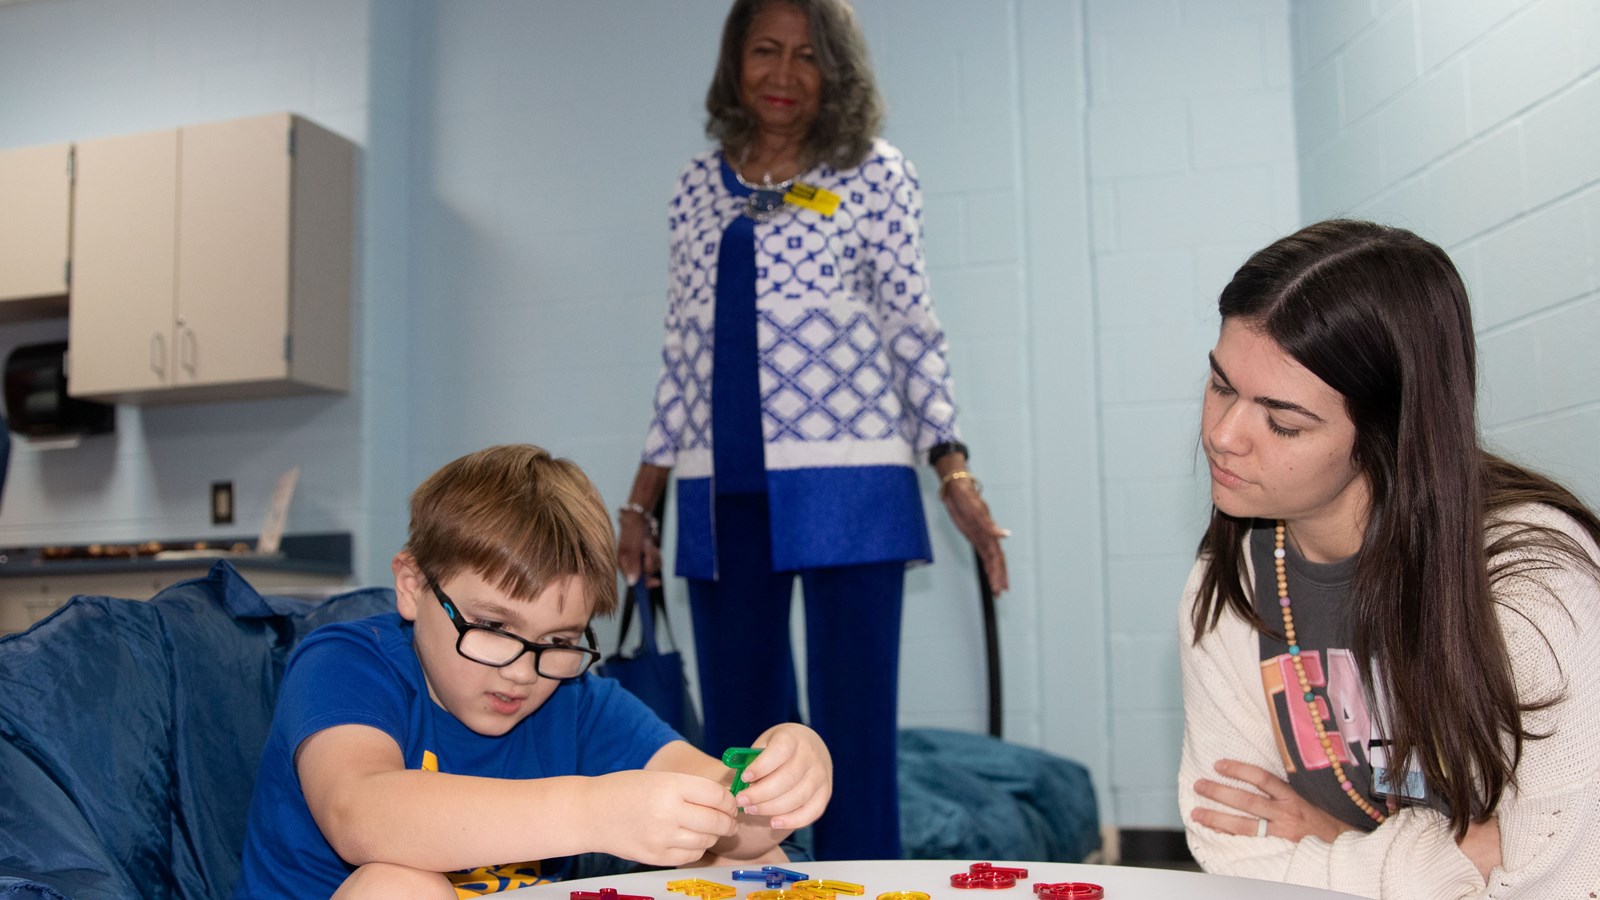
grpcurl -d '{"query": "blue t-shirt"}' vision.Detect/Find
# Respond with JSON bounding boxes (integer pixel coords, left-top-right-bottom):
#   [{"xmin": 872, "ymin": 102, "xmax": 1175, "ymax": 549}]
[{"xmin": 233, "ymin": 612, "xmax": 680, "ymax": 898}]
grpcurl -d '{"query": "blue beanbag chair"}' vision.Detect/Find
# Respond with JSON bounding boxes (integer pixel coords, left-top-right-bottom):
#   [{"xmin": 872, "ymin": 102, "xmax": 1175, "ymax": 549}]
[
  {"xmin": 898, "ymin": 727, "xmax": 1101, "ymax": 863},
  {"xmin": 0, "ymin": 562, "xmax": 393, "ymax": 899}
]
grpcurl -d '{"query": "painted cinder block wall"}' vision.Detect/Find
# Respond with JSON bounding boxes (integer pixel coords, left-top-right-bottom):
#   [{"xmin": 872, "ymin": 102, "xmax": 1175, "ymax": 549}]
[
  {"xmin": 1, "ymin": 0, "xmax": 1593, "ymax": 833},
  {"xmin": 1292, "ymin": 0, "xmax": 1600, "ymax": 510},
  {"xmin": 1083, "ymin": 0, "xmax": 1299, "ymax": 828},
  {"xmin": 403, "ymin": 0, "xmax": 1057, "ymax": 774},
  {"xmin": 1092, "ymin": 0, "xmax": 1600, "ymax": 827}
]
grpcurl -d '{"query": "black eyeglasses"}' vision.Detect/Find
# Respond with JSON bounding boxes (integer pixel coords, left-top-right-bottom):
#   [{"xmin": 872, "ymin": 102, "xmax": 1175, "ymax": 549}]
[{"xmin": 424, "ymin": 573, "xmax": 600, "ymax": 679}]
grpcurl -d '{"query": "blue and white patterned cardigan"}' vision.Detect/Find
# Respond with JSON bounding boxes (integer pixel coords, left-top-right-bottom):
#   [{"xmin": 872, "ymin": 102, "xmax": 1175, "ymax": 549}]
[{"xmin": 643, "ymin": 139, "xmax": 960, "ymax": 579}]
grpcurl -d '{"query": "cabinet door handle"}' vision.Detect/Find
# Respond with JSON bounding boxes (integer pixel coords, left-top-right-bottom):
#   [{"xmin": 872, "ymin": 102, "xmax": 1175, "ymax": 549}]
[
  {"xmin": 179, "ymin": 326, "xmax": 198, "ymax": 375},
  {"xmin": 150, "ymin": 332, "xmax": 166, "ymax": 378}
]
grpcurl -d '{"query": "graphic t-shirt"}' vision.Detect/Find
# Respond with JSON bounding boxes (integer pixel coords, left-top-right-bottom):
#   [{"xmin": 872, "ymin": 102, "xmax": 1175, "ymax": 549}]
[
  {"xmin": 1250, "ymin": 524, "xmax": 1386, "ymax": 831},
  {"xmin": 233, "ymin": 612, "xmax": 680, "ymax": 898}
]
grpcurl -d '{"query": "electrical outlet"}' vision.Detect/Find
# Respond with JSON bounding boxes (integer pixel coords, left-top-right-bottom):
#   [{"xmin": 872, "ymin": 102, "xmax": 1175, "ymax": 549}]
[{"xmin": 211, "ymin": 481, "xmax": 235, "ymax": 525}]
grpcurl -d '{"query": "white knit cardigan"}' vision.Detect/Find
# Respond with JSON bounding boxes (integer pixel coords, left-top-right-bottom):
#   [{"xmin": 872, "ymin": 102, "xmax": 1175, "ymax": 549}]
[{"xmin": 1177, "ymin": 504, "xmax": 1600, "ymax": 898}]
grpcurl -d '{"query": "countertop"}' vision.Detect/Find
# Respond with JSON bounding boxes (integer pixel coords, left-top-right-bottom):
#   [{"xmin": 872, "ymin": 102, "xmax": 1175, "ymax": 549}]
[{"xmin": 0, "ymin": 532, "xmax": 352, "ymax": 579}]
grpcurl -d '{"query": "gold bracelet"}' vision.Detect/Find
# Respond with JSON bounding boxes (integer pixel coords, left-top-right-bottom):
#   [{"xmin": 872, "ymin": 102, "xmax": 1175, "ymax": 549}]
[{"xmin": 939, "ymin": 470, "xmax": 980, "ymax": 498}]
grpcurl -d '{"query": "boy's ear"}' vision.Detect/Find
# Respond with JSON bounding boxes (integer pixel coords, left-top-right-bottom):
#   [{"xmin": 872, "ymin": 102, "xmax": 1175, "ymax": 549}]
[{"xmin": 392, "ymin": 551, "xmax": 425, "ymax": 622}]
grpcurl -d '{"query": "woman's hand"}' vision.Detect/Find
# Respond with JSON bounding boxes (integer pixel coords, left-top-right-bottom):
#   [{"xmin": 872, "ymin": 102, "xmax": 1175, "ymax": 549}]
[
  {"xmin": 616, "ymin": 512, "xmax": 661, "ymax": 588},
  {"xmin": 1457, "ymin": 816, "xmax": 1501, "ymax": 881},
  {"xmin": 616, "ymin": 464, "xmax": 670, "ymax": 587},
  {"xmin": 935, "ymin": 457, "xmax": 1009, "ymax": 593},
  {"xmin": 1192, "ymin": 759, "xmax": 1355, "ymax": 844}
]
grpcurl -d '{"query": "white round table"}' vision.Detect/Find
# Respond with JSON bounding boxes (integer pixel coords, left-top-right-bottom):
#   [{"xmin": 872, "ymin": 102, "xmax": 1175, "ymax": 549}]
[{"xmin": 498, "ymin": 858, "xmax": 1364, "ymax": 899}]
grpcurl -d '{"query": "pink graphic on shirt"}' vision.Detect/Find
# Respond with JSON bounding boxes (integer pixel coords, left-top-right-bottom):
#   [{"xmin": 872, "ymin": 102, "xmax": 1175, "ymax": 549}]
[{"xmin": 1262, "ymin": 649, "xmax": 1373, "ymax": 772}]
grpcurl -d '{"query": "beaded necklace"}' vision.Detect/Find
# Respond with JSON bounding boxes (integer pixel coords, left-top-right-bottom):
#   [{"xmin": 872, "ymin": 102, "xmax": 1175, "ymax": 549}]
[{"xmin": 1273, "ymin": 520, "xmax": 1387, "ymax": 825}]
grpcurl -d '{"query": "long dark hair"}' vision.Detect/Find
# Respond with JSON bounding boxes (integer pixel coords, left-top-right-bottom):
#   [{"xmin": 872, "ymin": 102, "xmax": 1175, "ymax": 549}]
[
  {"xmin": 1193, "ymin": 219, "xmax": 1600, "ymax": 837},
  {"xmin": 705, "ymin": 0, "xmax": 884, "ymax": 171}
]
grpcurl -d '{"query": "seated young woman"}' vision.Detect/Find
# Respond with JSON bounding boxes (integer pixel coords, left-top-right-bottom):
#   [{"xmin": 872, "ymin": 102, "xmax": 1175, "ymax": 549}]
[{"xmin": 1178, "ymin": 219, "xmax": 1600, "ymax": 898}]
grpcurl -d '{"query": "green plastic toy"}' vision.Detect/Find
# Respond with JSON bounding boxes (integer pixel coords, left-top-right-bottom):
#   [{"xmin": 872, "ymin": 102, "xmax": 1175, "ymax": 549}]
[{"xmin": 721, "ymin": 746, "xmax": 762, "ymax": 797}]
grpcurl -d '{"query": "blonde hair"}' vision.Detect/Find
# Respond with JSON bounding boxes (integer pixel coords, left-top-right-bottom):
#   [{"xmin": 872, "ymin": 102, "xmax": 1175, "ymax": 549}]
[{"xmin": 404, "ymin": 444, "xmax": 617, "ymax": 615}]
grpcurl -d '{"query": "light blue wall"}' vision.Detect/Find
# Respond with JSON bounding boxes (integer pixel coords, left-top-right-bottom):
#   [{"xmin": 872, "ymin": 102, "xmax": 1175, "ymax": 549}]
[
  {"xmin": 402, "ymin": 0, "xmax": 1076, "ymax": 776},
  {"xmin": 360, "ymin": 0, "xmax": 422, "ymax": 582},
  {"xmin": 1083, "ymin": 0, "xmax": 1300, "ymax": 828},
  {"xmin": 1292, "ymin": 0, "xmax": 1600, "ymax": 510},
  {"xmin": 2, "ymin": 0, "xmax": 1595, "ymax": 835}
]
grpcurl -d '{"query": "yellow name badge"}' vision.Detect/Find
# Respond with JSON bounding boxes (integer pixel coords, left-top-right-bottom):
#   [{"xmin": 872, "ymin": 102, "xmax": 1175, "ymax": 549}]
[{"xmin": 784, "ymin": 181, "xmax": 841, "ymax": 217}]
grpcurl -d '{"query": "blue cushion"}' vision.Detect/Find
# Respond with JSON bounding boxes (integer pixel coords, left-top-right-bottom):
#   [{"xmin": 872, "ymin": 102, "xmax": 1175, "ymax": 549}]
[
  {"xmin": 0, "ymin": 735, "xmax": 125, "ymax": 900},
  {"xmin": 0, "ymin": 562, "xmax": 394, "ymax": 900},
  {"xmin": 158, "ymin": 564, "xmax": 320, "ymax": 896},
  {"xmin": 0, "ymin": 878, "xmax": 69, "ymax": 900},
  {"xmin": 0, "ymin": 593, "xmax": 173, "ymax": 898},
  {"xmin": 898, "ymin": 727, "xmax": 1101, "ymax": 863}
]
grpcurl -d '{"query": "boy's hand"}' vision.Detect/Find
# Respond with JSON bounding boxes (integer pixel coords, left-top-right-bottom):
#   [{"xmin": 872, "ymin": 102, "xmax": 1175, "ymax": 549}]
[
  {"xmin": 697, "ymin": 842, "xmax": 790, "ymax": 869},
  {"xmin": 730, "ymin": 724, "xmax": 832, "ymax": 830},
  {"xmin": 586, "ymin": 770, "xmax": 739, "ymax": 866}
]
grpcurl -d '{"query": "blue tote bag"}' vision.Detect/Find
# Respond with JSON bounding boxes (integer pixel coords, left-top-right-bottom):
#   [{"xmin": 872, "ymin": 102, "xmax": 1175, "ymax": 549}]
[{"xmin": 597, "ymin": 580, "xmax": 703, "ymax": 746}]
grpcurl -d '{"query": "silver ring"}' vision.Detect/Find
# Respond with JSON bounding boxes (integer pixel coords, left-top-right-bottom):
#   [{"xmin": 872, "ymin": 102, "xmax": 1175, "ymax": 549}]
[{"xmin": 1255, "ymin": 817, "xmax": 1269, "ymax": 838}]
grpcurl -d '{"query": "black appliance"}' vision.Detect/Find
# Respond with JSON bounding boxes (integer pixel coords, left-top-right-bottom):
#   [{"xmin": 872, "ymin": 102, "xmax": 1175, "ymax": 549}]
[{"xmin": 4, "ymin": 342, "xmax": 114, "ymax": 439}]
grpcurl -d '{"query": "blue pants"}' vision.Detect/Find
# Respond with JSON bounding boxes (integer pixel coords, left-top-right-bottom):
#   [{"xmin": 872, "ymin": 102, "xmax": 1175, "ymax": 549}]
[{"xmin": 687, "ymin": 493, "xmax": 905, "ymax": 860}]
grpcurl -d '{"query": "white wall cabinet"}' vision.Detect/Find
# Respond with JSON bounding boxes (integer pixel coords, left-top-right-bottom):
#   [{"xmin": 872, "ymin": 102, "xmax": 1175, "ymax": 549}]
[
  {"xmin": 68, "ymin": 113, "xmax": 353, "ymax": 403},
  {"xmin": 0, "ymin": 141, "xmax": 73, "ymax": 320}
]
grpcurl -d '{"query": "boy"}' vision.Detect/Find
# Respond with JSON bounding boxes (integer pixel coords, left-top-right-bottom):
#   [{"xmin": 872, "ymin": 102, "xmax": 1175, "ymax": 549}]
[{"xmin": 234, "ymin": 445, "xmax": 832, "ymax": 898}]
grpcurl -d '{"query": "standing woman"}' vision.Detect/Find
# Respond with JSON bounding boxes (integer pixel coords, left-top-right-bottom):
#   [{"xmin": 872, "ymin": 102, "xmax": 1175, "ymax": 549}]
[
  {"xmin": 617, "ymin": 0, "xmax": 1007, "ymax": 860},
  {"xmin": 1179, "ymin": 219, "xmax": 1600, "ymax": 897}
]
